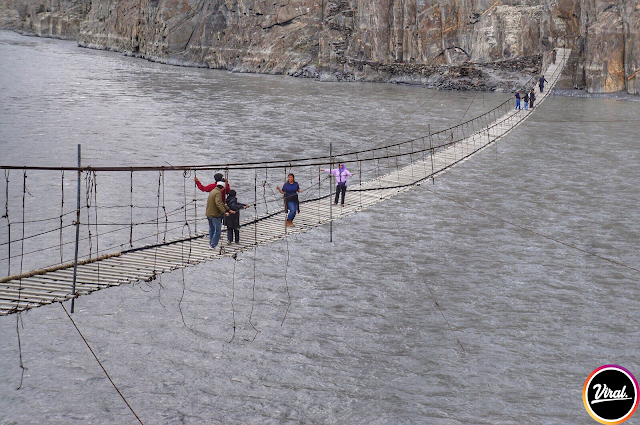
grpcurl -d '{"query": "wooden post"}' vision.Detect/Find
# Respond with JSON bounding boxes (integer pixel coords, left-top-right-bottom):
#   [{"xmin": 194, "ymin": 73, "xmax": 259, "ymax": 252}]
[{"xmin": 71, "ymin": 144, "xmax": 81, "ymax": 313}]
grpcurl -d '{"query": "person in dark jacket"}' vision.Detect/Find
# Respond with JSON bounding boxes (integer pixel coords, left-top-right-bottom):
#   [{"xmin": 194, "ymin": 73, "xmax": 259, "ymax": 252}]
[
  {"xmin": 539, "ymin": 76, "xmax": 548, "ymax": 93},
  {"xmin": 224, "ymin": 190, "xmax": 249, "ymax": 243},
  {"xmin": 523, "ymin": 92, "xmax": 529, "ymax": 110},
  {"xmin": 529, "ymin": 89, "xmax": 536, "ymax": 109},
  {"xmin": 514, "ymin": 90, "xmax": 521, "ymax": 110}
]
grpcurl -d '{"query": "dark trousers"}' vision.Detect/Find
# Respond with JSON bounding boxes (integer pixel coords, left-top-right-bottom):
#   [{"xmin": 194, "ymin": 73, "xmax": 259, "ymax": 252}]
[
  {"xmin": 334, "ymin": 184, "xmax": 347, "ymax": 204},
  {"xmin": 530, "ymin": 99, "xmax": 535, "ymax": 109},
  {"xmin": 227, "ymin": 228, "xmax": 239, "ymax": 242}
]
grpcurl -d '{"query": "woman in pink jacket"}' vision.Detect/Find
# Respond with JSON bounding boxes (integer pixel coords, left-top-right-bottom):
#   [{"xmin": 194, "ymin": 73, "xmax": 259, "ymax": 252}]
[{"xmin": 322, "ymin": 163, "xmax": 353, "ymax": 205}]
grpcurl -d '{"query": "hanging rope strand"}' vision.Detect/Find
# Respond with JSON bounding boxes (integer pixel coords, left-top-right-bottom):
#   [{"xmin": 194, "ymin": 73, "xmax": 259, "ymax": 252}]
[
  {"xmin": 248, "ymin": 169, "xmax": 259, "ymax": 340},
  {"xmin": 229, "ymin": 254, "xmax": 237, "ymax": 343},
  {"xmin": 161, "ymin": 171, "xmax": 168, "ymax": 243},
  {"xmin": 84, "ymin": 172, "xmax": 93, "ymax": 259},
  {"xmin": 129, "ymin": 171, "xmax": 133, "ymax": 247},
  {"xmin": 153, "ymin": 172, "xmax": 161, "ymax": 277},
  {"xmin": 93, "ymin": 171, "xmax": 100, "ymax": 284},
  {"xmin": 4, "ymin": 170, "xmax": 11, "ymax": 276},
  {"xmin": 16, "ymin": 170, "xmax": 28, "ymax": 388},
  {"xmin": 178, "ymin": 170, "xmax": 192, "ymax": 327},
  {"xmin": 193, "ymin": 170, "xmax": 197, "ymax": 235},
  {"xmin": 60, "ymin": 171, "xmax": 64, "ymax": 264},
  {"xmin": 61, "ymin": 303, "xmax": 144, "ymax": 424}
]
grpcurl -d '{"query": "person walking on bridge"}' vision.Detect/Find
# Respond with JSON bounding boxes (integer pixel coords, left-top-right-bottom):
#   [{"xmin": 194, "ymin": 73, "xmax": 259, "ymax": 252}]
[
  {"xmin": 277, "ymin": 173, "xmax": 301, "ymax": 227},
  {"xmin": 523, "ymin": 91, "xmax": 529, "ymax": 111},
  {"xmin": 529, "ymin": 88, "xmax": 536, "ymax": 109},
  {"xmin": 323, "ymin": 163, "xmax": 353, "ymax": 205},
  {"xmin": 195, "ymin": 172, "xmax": 231, "ymax": 203},
  {"xmin": 539, "ymin": 76, "xmax": 548, "ymax": 93},
  {"xmin": 206, "ymin": 180, "xmax": 234, "ymax": 249},
  {"xmin": 224, "ymin": 190, "xmax": 250, "ymax": 244},
  {"xmin": 514, "ymin": 90, "xmax": 521, "ymax": 110}
]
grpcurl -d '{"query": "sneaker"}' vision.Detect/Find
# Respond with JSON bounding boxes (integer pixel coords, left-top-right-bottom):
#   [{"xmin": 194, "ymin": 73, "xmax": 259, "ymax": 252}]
[{"xmin": 209, "ymin": 245, "xmax": 216, "ymax": 250}]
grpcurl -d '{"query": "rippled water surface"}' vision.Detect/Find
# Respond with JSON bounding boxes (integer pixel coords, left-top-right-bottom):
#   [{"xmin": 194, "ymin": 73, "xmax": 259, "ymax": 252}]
[{"xmin": 1, "ymin": 30, "xmax": 639, "ymax": 424}]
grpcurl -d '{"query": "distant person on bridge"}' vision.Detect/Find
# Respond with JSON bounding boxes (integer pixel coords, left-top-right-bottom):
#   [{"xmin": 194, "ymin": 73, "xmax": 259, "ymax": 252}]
[
  {"xmin": 529, "ymin": 89, "xmax": 536, "ymax": 109},
  {"xmin": 277, "ymin": 173, "xmax": 301, "ymax": 227},
  {"xmin": 322, "ymin": 163, "xmax": 353, "ymax": 205},
  {"xmin": 206, "ymin": 181, "xmax": 234, "ymax": 249},
  {"xmin": 539, "ymin": 76, "xmax": 548, "ymax": 93},
  {"xmin": 514, "ymin": 90, "xmax": 521, "ymax": 110},
  {"xmin": 523, "ymin": 92, "xmax": 529, "ymax": 110},
  {"xmin": 224, "ymin": 189, "xmax": 250, "ymax": 243},
  {"xmin": 194, "ymin": 172, "xmax": 230, "ymax": 203}
]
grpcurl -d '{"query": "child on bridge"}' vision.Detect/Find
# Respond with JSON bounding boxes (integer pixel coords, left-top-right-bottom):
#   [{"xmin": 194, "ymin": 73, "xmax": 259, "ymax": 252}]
[{"xmin": 224, "ymin": 190, "xmax": 250, "ymax": 243}]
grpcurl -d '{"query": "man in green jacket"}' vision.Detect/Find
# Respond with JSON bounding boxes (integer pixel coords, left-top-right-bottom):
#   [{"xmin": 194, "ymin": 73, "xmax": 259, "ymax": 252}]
[{"xmin": 206, "ymin": 181, "xmax": 234, "ymax": 248}]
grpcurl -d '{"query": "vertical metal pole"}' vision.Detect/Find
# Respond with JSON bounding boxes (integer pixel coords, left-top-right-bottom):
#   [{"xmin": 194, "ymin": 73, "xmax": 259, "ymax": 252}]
[
  {"xmin": 429, "ymin": 124, "xmax": 435, "ymax": 185},
  {"xmin": 254, "ymin": 169, "xmax": 257, "ymax": 246},
  {"xmin": 71, "ymin": 144, "xmax": 81, "ymax": 313},
  {"xmin": 329, "ymin": 142, "xmax": 333, "ymax": 243}
]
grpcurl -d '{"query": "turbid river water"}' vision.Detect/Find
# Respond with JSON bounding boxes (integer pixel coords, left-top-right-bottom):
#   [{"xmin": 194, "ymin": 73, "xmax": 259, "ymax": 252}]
[{"xmin": 0, "ymin": 30, "xmax": 639, "ymax": 424}]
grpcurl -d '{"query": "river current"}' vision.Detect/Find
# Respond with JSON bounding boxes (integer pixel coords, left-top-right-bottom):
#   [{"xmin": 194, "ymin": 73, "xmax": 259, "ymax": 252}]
[{"xmin": 0, "ymin": 30, "xmax": 639, "ymax": 424}]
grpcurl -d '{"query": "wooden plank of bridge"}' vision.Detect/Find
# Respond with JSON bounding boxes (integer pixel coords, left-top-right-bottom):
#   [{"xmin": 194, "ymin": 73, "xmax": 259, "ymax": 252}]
[{"xmin": 0, "ymin": 49, "xmax": 571, "ymax": 316}]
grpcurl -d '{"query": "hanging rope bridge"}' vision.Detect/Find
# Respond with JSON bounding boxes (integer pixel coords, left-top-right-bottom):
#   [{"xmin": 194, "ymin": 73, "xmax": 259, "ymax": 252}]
[{"xmin": 0, "ymin": 49, "xmax": 571, "ymax": 316}]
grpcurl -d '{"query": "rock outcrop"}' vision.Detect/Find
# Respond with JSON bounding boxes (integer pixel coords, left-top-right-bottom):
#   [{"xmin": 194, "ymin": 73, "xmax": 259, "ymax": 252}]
[{"xmin": 0, "ymin": 0, "xmax": 638, "ymax": 94}]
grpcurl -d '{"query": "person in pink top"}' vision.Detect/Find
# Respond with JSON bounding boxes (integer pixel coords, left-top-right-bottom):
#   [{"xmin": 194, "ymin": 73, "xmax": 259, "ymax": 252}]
[
  {"xmin": 322, "ymin": 163, "xmax": 353, "ymax": 205},
  {"xmin": 194, "ymin": 172, "xmax": 230, "ymax": 203}
]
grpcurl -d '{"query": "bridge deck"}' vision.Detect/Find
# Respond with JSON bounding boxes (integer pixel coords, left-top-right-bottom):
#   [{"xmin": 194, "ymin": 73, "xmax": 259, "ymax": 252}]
[{"xmin": 0, "ymin": 49, "xmax": 571, "ymax": 315}]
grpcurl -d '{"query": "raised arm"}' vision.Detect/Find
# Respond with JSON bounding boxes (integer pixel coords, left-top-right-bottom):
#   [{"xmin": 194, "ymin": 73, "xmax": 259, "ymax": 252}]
[
  {"xmin": 322, "ymin": 168, "xmax": 338, "ymax": 176},
  {"xmin": 194, "ymin": 177, "xmax": 216, "ymax": 193}
]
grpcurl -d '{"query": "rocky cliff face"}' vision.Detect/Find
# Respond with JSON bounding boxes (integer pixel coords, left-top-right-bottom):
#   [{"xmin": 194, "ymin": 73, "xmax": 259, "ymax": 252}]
[{"xmin": 1, "ymin": 0, "xmax": 638, "ymax": 94}]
